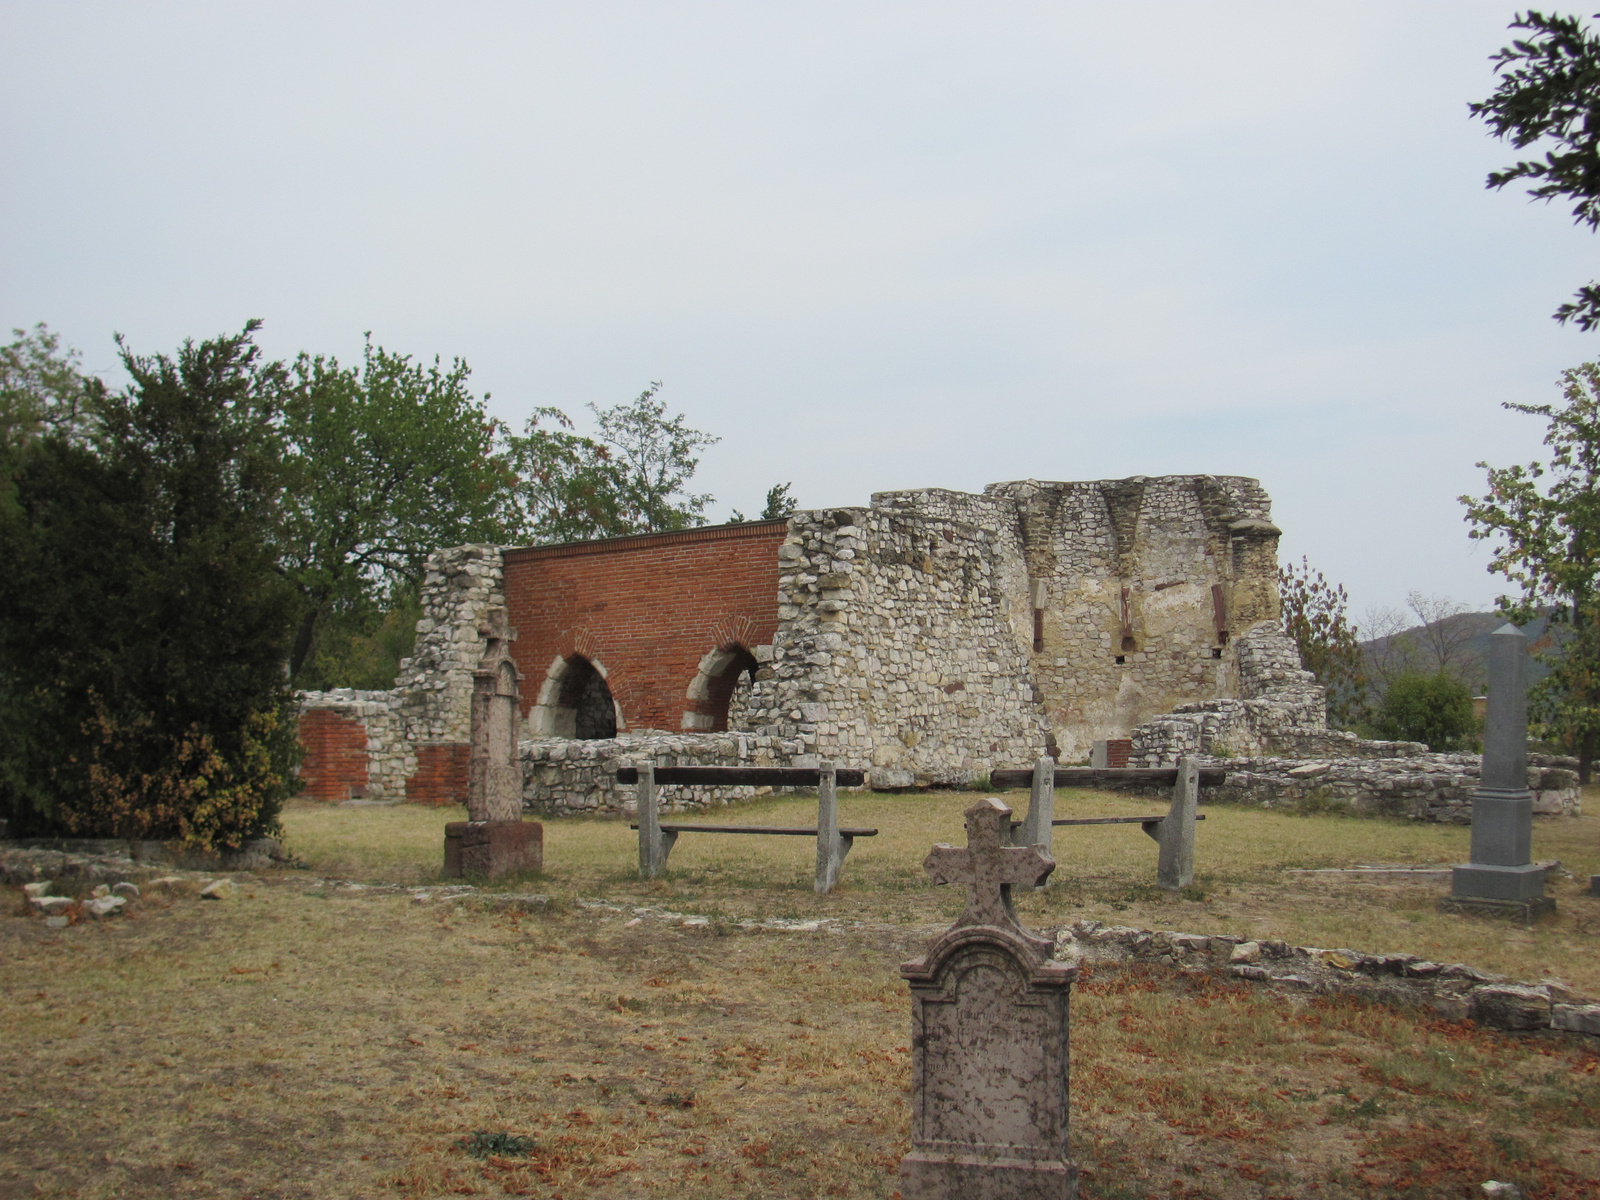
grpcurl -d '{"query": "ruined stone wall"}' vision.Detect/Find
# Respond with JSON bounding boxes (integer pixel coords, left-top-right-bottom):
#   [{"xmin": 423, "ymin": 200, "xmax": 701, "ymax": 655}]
[
  {"xmin": 986, "ymin": 476, "xmax": 1281, "ymax": 761},
  {"xmin": 734, "ymin": 493, "xmax": 1053, "ymax": 788},
  {"xmin": 295, "ymin": 544, "xmax": 505, "ymax": 802},
  {"xmin": 294, "ymin": 474, "xmax": 1290, "ymax": 802},
  {"xmin": 1198, "ymin": 752, "xmax": 1582, "ymax": 821}
]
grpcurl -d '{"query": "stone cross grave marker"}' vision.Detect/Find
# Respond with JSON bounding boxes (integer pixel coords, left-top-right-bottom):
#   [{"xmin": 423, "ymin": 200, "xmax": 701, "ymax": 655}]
[
  {"xmin": 1443, "ymin": 622, "xmax": 1553, "ymax": 920},
  {"xmin": 445, "ymin": 608, "xmax": 542, "ymax": 879},
  {"xmin": 899, "ymin": 797, "xmax": 1079, "ymax": 1200}
]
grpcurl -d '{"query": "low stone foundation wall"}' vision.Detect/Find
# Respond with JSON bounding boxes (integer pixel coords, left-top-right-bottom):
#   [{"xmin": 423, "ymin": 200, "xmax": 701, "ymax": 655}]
[
  {"xmin": 1064, "ymin": 920, "xmax": 1599, "ymax": 1036},
  {"xmin": 1197, "ymin": 752, "xmax": 1581, "ymax": 822},
  {"xmin": 520, "ymin": 732, "xmax": 809, "ymax": 816}
]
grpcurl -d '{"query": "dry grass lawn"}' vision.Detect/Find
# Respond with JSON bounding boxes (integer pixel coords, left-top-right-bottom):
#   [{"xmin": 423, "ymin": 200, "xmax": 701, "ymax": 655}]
[{"xmin": 1, "ymin": 787, "xmax": 1597, "ymax": 1200}]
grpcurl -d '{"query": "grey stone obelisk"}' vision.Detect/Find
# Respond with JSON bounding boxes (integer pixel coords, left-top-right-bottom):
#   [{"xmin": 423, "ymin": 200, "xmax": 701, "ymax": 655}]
[{"xmin": 1443, "ymin": 623, "xmax": 1555, "ymax": 920}]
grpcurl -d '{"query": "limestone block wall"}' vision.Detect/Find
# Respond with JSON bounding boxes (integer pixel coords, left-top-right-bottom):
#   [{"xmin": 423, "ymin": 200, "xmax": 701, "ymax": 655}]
[
  {"xmin": 1200, "ymin": 753, "xmax": 1581, "ymax": 822},
  {"xmin": 1129, "ymin": 621, "xmax": 1336, "ymax": 764},
  {"xmin": 985, "ymin": 476, "xmax": 1281, "ymax": 760},
  {"xmin": 520, "ymin": 731, "xmax": 806, "ymax": 815},
  {"xmin": 735, "ymin": 495, "xmax": 1053, "ymax": 788},
  {"xmin": 392, "ymin": 544, "xmax": 508, "ymax": 747}
]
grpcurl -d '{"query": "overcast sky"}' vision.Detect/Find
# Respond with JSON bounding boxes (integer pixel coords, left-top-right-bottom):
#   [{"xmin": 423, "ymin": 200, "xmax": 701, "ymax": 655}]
[{"xmin": 3, "ymin": 2, "xmax": 1595, "ymax": 622}]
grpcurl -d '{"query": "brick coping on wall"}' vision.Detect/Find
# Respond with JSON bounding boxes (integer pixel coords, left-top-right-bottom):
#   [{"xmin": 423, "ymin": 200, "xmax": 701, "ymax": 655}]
[{"xmin": 503, "ymin": 519, "xmax": 788, "ymax": 562}]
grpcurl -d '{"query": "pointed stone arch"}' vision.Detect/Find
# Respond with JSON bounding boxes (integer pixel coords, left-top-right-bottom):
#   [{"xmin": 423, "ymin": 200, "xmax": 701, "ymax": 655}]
[
  {"xmin": 682, "ymin": 642, "xmax": 761, "ymax": 732},
  {"xmin": 530, "ymin": 653, "xmax": 623, "ymax": 739}
]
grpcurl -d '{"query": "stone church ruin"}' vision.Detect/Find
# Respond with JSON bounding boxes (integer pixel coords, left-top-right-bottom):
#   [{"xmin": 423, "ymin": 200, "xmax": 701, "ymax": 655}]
[{"xmin": 294, "ymin": 473, "xmax": 1581, "ymax": 821}]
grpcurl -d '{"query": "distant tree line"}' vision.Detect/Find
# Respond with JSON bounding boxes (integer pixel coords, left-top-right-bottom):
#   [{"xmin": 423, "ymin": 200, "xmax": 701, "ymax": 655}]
[{"xmin": 0, "ymin": 320, "xmax": 791, "ymax": 846}]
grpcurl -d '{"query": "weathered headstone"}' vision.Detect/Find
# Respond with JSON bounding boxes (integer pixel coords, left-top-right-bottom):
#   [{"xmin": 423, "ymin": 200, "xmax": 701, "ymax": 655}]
[
  {"xmin": 444, "ymin": 609, "xmax": 542, "ymax": 879},
  {"xmin": 900, "ymin": 797, "xmax": 1078, "ymax": 1200},
  {"xmin": 1442, "ymin": 623, "xmax": 1553, "ymax": 920}
]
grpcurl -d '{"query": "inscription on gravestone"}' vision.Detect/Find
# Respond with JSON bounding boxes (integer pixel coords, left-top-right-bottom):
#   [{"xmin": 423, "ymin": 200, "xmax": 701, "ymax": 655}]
[{"xmin": 900, "ymin": 797, "xmax": 1079, "ymax": 1200}]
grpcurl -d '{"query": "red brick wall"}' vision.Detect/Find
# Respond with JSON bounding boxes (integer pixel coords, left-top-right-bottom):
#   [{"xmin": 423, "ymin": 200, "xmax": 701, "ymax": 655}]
[
  {"xmin": 406, "ymin": 743, "xmax": 471, "ymax": 806},
  {"xmin": 502, "ymin": 521, "xmax": 787, "ymax": 733},
  {"xmin": 297, "ymin": 709, "xmax": 369, "ymax": 802}
]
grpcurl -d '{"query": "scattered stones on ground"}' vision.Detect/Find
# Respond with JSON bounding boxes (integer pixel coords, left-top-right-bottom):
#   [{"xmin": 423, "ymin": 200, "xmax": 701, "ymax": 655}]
[
  {"xmin": 82, "ymin": 895, "xmax": 125, "ymax": 919},
  {"xmin": 112, "ymin": 881, "xmax": 139, "ymax": 900},
  {"xmin": 199, "ymin": 878, "xmax": 239, "ymax": 900}
]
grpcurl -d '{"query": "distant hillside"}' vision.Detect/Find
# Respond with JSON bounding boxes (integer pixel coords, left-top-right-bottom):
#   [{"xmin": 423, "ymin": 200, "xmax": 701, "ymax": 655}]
[{"xmin": 1358, "ymin": 610, "xmax": 1558, "ymax": 695}]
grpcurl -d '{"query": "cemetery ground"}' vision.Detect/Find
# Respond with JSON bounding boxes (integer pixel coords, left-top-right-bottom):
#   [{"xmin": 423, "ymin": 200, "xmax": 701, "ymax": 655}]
[{"xmin": 3, "ymin": 791, "xmax": 1599, "ymax": 1200}]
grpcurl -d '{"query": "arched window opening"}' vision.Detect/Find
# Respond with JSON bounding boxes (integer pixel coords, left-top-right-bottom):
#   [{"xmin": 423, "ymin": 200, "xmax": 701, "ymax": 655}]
[
  {"xmin": 557, "ymin": 656, "xmax": 618, "ymax": 740},
  {"xmin": 703, "ymin": 646, "xmax": 759, "ymax": 732}
]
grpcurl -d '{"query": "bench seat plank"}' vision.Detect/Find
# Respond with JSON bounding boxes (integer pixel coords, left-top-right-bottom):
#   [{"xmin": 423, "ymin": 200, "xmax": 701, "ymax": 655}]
[
  {"xmin": 990, "ymin": 767, "xmax": 1225, "ymax": 790},
  {"xmin": 629, "ymin": 823, "xmax": 878, "ymax": 836},
  {"xmin": 616, "ymin": 767, "xmax": 866, "ymax": 787},
  {"xmin": 1048, "ymin": 814, "xmax": 1207, "ymax": 826}
]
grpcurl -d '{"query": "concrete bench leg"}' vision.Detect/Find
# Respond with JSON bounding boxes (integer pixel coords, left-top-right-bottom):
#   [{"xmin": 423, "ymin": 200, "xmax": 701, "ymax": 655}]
[
  {"xmin": 636, "ymin": 762, "xmax": 668, "ymax": 880},
  {"xmin": 815, "ymin": 762, "xmax": 842, "ymax": 894},
  {"xmin": 1157, "ymin": 756, "xmax": 1198, "ymax": 891}
]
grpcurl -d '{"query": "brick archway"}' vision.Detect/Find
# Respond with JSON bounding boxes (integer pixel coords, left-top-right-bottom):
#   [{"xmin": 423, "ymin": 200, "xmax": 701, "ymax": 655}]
[
  {"xmin": 682, "ymin": 643, "xmax": 760, "ymax": 732},
  {"xmin": 530, "ymin": 653, "xmax": 625, "ymax": 739}
]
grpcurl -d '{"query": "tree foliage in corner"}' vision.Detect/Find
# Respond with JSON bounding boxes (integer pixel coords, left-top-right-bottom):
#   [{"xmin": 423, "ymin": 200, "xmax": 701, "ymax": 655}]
[
  {"xmin": 505, "ymin": 381, "xmax": 719, "ymax": 543},
  {"xmin": 0, "ymin": 323, "xmax": 299, "ymax": 847},
  {"xmin": 1463, "ymin": 361, "xmax": 1600, "ymax": 779},
  {"xmin": 1278, "ymin": 556, "xmax": 1366, "ymax": 729},
  {"xmin": 1472, "ymin": 9, "xmax": 1600, "ymax": 330}
]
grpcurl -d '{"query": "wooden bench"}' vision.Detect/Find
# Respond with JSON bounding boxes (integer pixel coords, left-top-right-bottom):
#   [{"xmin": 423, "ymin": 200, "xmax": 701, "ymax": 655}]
[
  {"xmin": 617, "ymin": 763, "xmax": 875, "ymax": 893},
  {"xmin": 989, "ymin": 757, "xmax": 1206, "ymax": 891}
]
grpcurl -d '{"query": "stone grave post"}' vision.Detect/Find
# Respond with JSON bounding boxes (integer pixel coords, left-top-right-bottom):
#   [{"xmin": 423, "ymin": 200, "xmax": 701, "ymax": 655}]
[
  {"xmin": 444, "ymin": 609, "xmax": 542, "ymax": 879},
  {"xmin": 1016, "ymin": 757, "xmax": 1056, "ymax": 859},
  {"xmin": 1442, "ymin": 623, "xmax": 1554, "ymax": 920},
  {"xmin": 899, "ymin": 797, "xmax": 1078, "ymax": 1200},
  {"xmin": 1154, "ymin": 756, "xmax": 1198, "ymax": 891}
]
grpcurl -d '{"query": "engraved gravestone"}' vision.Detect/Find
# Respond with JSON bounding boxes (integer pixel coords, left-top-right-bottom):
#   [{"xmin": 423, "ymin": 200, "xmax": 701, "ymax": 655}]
[
  {"xmin": 444, "ymin": 609, "xmax": 542, "ymax": 878},
  {"xmin": 899, "ymin": 797, "xmax": 1079, "ymax": 1200}
]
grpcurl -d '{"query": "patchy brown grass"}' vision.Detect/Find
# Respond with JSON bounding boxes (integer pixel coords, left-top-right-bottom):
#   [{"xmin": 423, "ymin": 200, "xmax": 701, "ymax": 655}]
[
  {"xmin": 282, "ymin": 789, "xmax": 1600, "ymax": 995},
  {"xmin": 2, "ymin": 882, "xmax": 1598, "ymax": 1200}
]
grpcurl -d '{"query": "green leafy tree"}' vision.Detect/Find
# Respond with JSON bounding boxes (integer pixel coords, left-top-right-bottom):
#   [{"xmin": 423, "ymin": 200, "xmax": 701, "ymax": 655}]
[
  {"xmin": 1371, "ymin": 671, "xmax": 1479, "ymax": 751},
  {"xmin": 277, "ymin": 336, "xmax": 516, "ymax": 683},
  {"xmin": 730, "ymin": 482, "xmax": 798, "ymax": 523},
  {"xmin": 503, "ymin": 406, "xmax": 629, "ymax": 543},
  {"xmin": 1278, "ymin": 556, "xmax": 1367, "ymax": 729},
  {"xmin": 1472, "ymin": 10, "xmax": 1600, "ymax": 329},
  {"xmin": 0, "ymin": 322, "xmax": 298, "ymax": 848},
  {"xmin": 1, "ymin": 323, "xmax": 94, "ymax": 455},
  {"xmin": 1463, "ymin": 361, "xmax": 1600, "ymax": 780},
  {"xmin": 505, "ymin": 382, "xmax": 718, "ymax": 542},
  {"xmin": 589, "ymin": 382, "xmax": 719, "ymax": 532}
]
